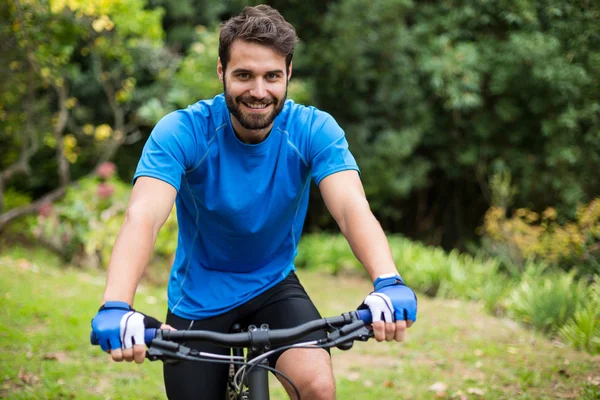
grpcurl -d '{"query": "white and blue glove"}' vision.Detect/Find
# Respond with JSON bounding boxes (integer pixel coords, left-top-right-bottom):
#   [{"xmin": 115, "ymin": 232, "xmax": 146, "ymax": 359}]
[
  {"xmin": 91, "ymin": 301, "xmax": 161, "ymax": 351},
  {"xmin": 361, "ymin": 273, "xmax": 417, "ymax": 323}
]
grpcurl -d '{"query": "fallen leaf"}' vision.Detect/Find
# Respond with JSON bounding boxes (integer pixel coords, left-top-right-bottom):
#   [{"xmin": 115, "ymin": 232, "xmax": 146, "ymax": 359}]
[
  {"xmin": 467, "ymin": 387, "xmax": 485, "ymax": 396},
  {"xmin": 44, "ymin": 352, "xmax": 68, "ymax": 362},
  {"xmin": 451, "ymin": 390, "xmax": 468, "ymax": 400},
  {"xmin": 18, "ymin": 366, "xmax": 39, "ymax": 386},
  {"xmin": 429, "ymin": 382, "xmax": 448, "ymax": 394},
  {"xmin": 383, "ymin": 380, "xmax": 394, "ymax": 388},
  {"xmin": 588, "ymin": 375, "xmax": 600, "ymax": 386}
]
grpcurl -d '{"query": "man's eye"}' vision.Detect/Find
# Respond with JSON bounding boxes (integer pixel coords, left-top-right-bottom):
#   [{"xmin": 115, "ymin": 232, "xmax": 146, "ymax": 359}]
[
  {"xmin": 237, "ymin": 73, "xmax": 250, "ymax": 80},
  {"xmin": 267, "ymin": 73, "xmax": 279, "ymax": 80}
]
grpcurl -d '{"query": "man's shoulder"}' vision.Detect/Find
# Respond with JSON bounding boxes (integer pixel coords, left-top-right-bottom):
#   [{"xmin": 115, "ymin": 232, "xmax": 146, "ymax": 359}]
[
  {"xmin": 281, "ymin": 100, "xmax": 336, "ymax": 135},
  {"xmin": 155, "ymin": 94, "xmax": 227, "ymax": 138}
]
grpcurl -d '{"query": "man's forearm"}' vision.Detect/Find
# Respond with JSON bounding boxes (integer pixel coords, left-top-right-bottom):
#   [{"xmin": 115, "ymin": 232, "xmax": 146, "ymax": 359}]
[
  {"xmin": 338, "ymin": 199, "xmax": 399, "ymax": 282},
  {"xmin": 102, "ymin": 216, "xmax": 158, "ymax": 306}
]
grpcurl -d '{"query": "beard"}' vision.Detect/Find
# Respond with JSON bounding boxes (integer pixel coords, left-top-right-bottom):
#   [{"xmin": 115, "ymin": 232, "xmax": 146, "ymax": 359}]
[{"xmin": 224, "ymin": 78, "xmax": 287, "ymax": 131}]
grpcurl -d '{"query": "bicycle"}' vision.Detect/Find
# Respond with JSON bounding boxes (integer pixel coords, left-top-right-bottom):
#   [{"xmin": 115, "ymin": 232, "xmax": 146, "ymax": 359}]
[{"xmin": 92, "ymin": 309, "xmax": 374, "ymax": 400}]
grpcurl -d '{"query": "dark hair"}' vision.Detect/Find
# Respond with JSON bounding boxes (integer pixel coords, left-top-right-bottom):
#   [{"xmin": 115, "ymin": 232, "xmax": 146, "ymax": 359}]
[{"xmin": 219, "ymin": 5, "xmax": 298, "ymax": 72}]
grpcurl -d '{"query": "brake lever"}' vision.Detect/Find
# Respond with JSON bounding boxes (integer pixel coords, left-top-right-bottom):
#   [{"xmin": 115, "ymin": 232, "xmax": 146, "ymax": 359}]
[
  {"xmin": 327, "ymin": 320, "xmax": 373, "ymax": 351},
  {"xmin": 146, "ymin": 339, "xmax": 191, "ymax": 363}
]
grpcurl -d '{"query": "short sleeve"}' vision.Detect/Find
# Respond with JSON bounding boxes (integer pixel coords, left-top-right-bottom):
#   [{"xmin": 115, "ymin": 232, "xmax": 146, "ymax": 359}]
[
  {"xmin": 309, "ymin": 113, "xmax": 360, "ymax": 185},
  {"xmin": 133, "ymin": 110, "xmax": 201, "ymax": 191}
]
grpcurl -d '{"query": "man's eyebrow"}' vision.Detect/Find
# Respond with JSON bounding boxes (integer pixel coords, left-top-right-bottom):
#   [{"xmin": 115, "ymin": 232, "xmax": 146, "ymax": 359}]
[
  {"xmin": 231, "ymin": 68, "xmax": 285, "ymax": 75},
  {"xmin": 231, "ymin": 68, "xmax": 253, "ymax": 74}
]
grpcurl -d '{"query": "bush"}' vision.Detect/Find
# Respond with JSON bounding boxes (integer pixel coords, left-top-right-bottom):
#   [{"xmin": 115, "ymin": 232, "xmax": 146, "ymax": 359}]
[
  {"xmin": 482, "ymin": 197, "xmax": 600, "ymax": 277},
  {"xmin": 559, "ymin": 276, "xmax": 600, "ymax": 353},
  {"xmin": 298, "ymin": 232, "xmax": 600, "ymax": 353},
  {"xmin": 388, "ymin": 236, "xmax": 502, "ymax": 301},
  {"xmin": 296, "ymin": 233, "xmax": 362, "ymax": 275},
  {"xmin": 31, "ymin": 163, "xmax": 178, "ymax": 268},
  {"xmin": 507, "ymin": 267, "xmax": 589, "ymax": 334}
]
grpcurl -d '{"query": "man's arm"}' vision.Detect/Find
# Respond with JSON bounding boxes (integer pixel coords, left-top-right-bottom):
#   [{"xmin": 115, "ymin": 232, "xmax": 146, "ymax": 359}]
[
  {"xmin": 319, "ymin": 170, "xmax": 416, "ymax": 342},
  {"xmin": 318, "ymin": 170, "xmax": 398, "ymax": 282},
  {"xmin": 102, "ymin": 176, "xmax": 177, "ymax": 305}
]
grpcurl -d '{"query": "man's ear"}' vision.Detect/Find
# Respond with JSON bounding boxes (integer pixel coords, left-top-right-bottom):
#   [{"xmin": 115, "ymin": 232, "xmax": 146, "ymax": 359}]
[
  {"xmin": 287, "ymin": 61, "xmax": 293, "ymax": 81},
  {"xmin": 217, "ymin": 58, "xmax": 224, "ymax": 82}
]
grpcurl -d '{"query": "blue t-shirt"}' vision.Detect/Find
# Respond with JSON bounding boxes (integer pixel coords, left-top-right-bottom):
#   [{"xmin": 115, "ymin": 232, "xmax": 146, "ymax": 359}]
[{"xmin": 134, "ymin": 94, "xmax": 359, "ymax": 320}]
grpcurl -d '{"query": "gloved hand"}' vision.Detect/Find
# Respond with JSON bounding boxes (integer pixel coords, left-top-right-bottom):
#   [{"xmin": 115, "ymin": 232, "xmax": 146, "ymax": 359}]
[
  {"xmin": 360, "ymin": 273, "xmax": 417, "ymax": 324},
  {"xmin": 91, "ymin": 301, "xmax": 162, "ymax": 354}
]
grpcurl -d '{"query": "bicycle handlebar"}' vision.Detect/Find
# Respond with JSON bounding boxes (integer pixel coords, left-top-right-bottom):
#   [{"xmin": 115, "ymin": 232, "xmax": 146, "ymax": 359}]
[{"xmin": 90, "ymin": 309, "xmax": 372, "ymax": 347}]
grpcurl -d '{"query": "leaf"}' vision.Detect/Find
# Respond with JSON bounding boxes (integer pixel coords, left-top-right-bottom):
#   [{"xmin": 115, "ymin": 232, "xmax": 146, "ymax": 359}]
[
  {"xmin": 467, "ymin": 387, "xmax": 485, "ymax": 396},
  {"xmin": 429, "ymin": 382, "xmax": 448, "ymax": 393},
  {"xmin": 43, "ymin": 352, "xmax": 69, "ymax": 362},
  {"xmin": 18, "ymin": 367, "xmax": 39, "ymax": 386}
]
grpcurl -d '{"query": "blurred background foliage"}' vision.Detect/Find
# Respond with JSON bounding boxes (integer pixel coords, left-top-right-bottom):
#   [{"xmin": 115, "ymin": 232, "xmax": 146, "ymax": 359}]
[
  {"xmin": 1, "ymin": 0, "xmax": 599, "ymax": 351},
  {"xmin": 4, "ymin": 0, "xmax": 598, "ymax": 247}
]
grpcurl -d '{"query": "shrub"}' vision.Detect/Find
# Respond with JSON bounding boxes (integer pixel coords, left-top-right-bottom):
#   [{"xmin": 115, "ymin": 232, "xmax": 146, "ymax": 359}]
[
  {"xmin": 31, "ymin": 165, "xmax": 178, "ymax": 268},
  {"xmin": 507, "ymin": 268, "xmax": 589, "ymax": 334},
  {"xmin": 388, "ymin": 236, "xmax": 501, "ymax": 301},
  {"xmin": 559, "ymin": 276, "xmax": 600, "ymax": 354},
  {"xmin": 296, "ymin": 233, "xmax": 362, "ymax": 275},
  {"xmin": 482, "ymin": 198, "xmax": 600, "ymax": 277}
]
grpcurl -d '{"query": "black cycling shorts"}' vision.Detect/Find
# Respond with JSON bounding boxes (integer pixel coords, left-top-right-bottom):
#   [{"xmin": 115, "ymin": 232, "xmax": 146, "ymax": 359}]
[{"xmin": 163, "ymin": 271, "xmax": 328, "ymax": 400}]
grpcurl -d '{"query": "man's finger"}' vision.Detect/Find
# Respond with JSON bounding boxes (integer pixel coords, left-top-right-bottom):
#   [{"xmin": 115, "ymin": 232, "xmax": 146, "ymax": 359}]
[
  {"xmin": 122, "ymin": 346, "xmax": 134, "ymax": 362},
  {"xmin": 385, "ymin": 322, "xmax": 395, "ymax": 341},
  {"xmin": 406, "ymin": 320, "xmax": 414, "ymax": 328},
  {"xmin": 133, "ymin": 344, "xmax": 146, "ymax": 364},
  {"xmin": 372, "ymin": 321, "xmax": 386, "ymax": 342},
  {"xmin": 395, "ymin": 320, "xmax": 407, "ymax": 342},
  {"xmin": 111, "ymin": 348, "xmax": 124, "ymax": 362}
]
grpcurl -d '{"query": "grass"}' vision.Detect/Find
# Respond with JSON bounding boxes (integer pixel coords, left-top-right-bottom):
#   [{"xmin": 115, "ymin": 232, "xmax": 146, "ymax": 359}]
[{"xmin": 1, "ymin": 246, "xmax": 599, "ymax": 399}]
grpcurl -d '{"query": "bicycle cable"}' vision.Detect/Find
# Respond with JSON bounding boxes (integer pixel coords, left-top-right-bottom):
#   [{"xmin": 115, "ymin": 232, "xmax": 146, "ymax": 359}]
[{"xmin": 158, "ymin": 348, "xmax": 302, "ymax": 400}]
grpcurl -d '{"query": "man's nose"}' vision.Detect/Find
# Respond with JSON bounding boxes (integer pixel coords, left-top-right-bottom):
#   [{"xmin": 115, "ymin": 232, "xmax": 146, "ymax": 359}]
[{"xmin": 249, "ymin": 79, "xmax": 267, "ymax": 99}]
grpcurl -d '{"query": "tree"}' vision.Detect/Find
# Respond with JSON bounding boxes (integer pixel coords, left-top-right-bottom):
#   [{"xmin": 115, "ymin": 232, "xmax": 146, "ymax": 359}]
[
  {"xmin": 306, "ymin": 0, "xmax": 600, "ymax": 247},
  {"xmin": 0, "ymin": 0, "xmax": 176, "ymax": 233}
]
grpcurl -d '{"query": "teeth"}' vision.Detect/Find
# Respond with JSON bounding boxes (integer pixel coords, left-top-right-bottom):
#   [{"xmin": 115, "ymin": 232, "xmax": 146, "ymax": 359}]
[{"xmin": 245, "ymin": 103, "xmax": 268, "ymax": 109}]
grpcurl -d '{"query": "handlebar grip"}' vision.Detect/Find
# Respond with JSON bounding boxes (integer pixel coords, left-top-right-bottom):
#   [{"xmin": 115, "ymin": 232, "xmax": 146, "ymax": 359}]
[
  {"xmin": 356, "ymin": 308, "xmax": 372, "ymax": 324},
  {"xmin": 90, "ymin": 329, "xmax": 158, "ymax": 346}
]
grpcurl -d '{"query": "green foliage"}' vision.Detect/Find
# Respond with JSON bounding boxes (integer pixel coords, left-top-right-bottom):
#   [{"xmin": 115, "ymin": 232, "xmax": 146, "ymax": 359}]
[
  {"xmin": 388, "ymin": 236, "xmax": 503, "ymax": 301},
  {"xmin": 1, "ymin": 0, "xmax": 174, "ymax": 207},
  {"xmin": 559, "ymin": 277, "xmax": 600, "ymax": 353},
  {"xmin": 481, "ymin": 170, "xmax": 600, "ymax": 277},
  {"xmin": 507, "ymin": 268, "xmax": 588, "ymax": 334},
  {"xmin": 296, "ymin": 233, "xmax": 362, "ymax": 275},
  {"xmin": 298, "ymin": 232, "xmax": 600, "ymax": 353},
  {"xmin": 30, "ymin": 165, "xmax": 178, "ymax": 267},
  {"xmin": 307, "ymin": 0, "xmax": 600, "ymax": 243}
]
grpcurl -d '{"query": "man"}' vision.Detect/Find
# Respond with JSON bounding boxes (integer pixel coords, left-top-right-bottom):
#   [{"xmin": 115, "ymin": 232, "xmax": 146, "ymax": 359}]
[{"xmin": 91, "ymin": 5, "xmax": 417, "ymax": 400}]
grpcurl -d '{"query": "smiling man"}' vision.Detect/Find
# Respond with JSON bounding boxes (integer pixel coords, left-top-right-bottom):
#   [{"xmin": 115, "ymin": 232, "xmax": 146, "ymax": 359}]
[{"xmin": 91, "ymin": 5, "xmax": 417, "ymax": 400}]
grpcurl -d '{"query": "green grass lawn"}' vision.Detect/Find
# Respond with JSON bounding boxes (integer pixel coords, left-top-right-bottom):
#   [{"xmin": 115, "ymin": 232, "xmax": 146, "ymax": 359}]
[{"xmin": 1, "ymin": 247, "xmax": 599, "ymax": 399}]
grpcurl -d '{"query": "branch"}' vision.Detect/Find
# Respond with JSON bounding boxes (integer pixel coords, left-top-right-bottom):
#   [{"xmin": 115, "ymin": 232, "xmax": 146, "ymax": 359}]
[
  {"xmin": 0, "ymin": 186, "xmax": 66, "ymax": 233},
  {"xmin": 0, "ymin": 67, "xmax": 39, "ymax": 214}
]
